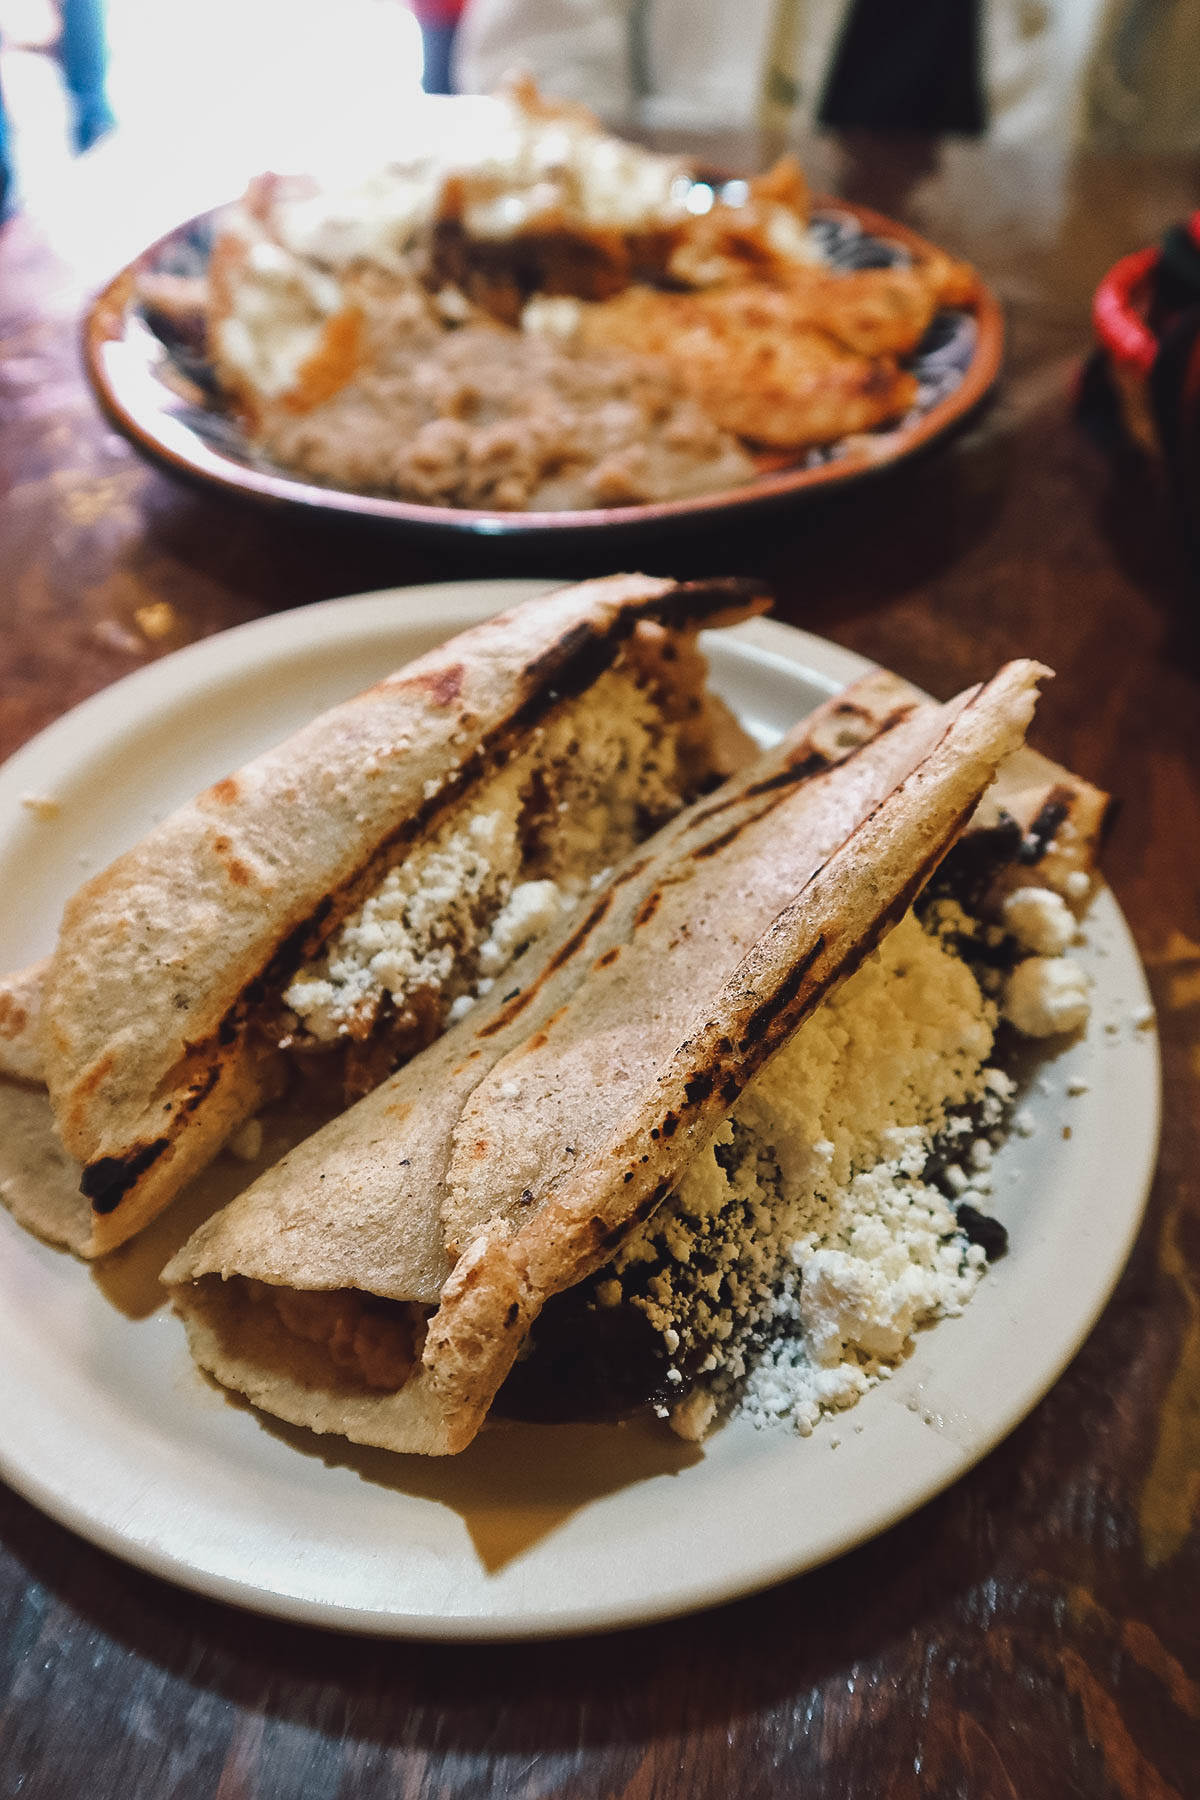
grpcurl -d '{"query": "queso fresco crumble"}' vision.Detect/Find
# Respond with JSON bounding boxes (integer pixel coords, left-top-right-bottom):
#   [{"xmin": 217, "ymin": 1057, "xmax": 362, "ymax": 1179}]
[{"xmin": 281, "ymin": 665, "xmax": 697, "ymax": 1055}]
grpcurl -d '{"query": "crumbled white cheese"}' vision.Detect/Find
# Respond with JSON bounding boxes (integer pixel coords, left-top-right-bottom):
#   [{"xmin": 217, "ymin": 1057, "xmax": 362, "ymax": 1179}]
[
  {"xmin": 670, "ymin": 1389, "xmax": 717, "ymax": 1441},
  {"xmin": 284, "ymin": 797, "xmax": 524, "ymax": 1039},
  {"xmin": 604, "ymin": 912, "xmax": 1001, "ymax": 1442},
  {"xmin": 1002, "ymin": 886, "xmax": 1076, "ymax": 956},
  {"xmin": 800, "ymin": 1244, "xmax": 945, "ymax": 1364},
  {"xmin": 1003, "ymin": 956, "xmax": 1090, "ymax": 1037},
  {"xmin": 476, "ymin": 880, "xmax": 571, "ymax": 977},
  {"xmin": 283, "ymin": 667, "xmax": 686, "ymax": 1045},
  {"xmin": 984, "ymin": 1067, "xmax": 1016, "ymax": 1101}
]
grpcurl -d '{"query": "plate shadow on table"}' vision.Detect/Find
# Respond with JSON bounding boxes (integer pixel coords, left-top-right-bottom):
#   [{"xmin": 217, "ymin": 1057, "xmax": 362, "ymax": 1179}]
[{"xmin": 244, "ymin": 1403, "xmax": 702, "ymax": 1574}]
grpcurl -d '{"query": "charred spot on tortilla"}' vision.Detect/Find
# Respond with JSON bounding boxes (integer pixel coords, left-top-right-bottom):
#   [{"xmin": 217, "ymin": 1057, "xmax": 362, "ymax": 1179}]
[
  {"xmin": 686, "ymin": 702, "xmax": 914, "ymax": 833},
  {"xmin": 732, "ymin": 793, "xmax": 979, "ymax": 1059},
  {"xmin": 538, "ymin": 896, "xmax": 614, "ymax": 982},
  {"xmin": 504, "ymin": 578, "xmax": 760, "ymax": 735},
  {"xmin": 825, "ymin": 697, "xmax": 914, "ymax": 745},
  {"xmin": 474, "ymin": 898, "xmax": 623, "ymax": 1042},
  {"xmin": 689, "ymin": 822, "xmax": 745, "ymax": 861},
  {"xmin": 180, "ymin": 1062, "xmax": 223, "ymax": 1113},
  {"xmin": 258, "ymin": 896, "xmax": 335, "ymax": 992},
  {"xmin": 737, "ymin": 937, "xmax": 826, "ymax": 1053},
  {"xmin": 690, "ymin": 749, "xmax": 827, "ymax": 825},
  {"xmin": 83, "ymin": 1054, "xmax": 227, "ymax": 1215},
  {"xmin": 743, "ymin": 753, "xmax": 830, "ymax": 799},
  {"xmin": 634, "ymin": 890, "xmax": 662, "ymax": 928},
  {"xmin": 81, "ymin": 1140, "xmax": 171, "ymax": 1212},
  {"xmin": 210, "ymin": 836, "xmax": 255, "ymax": 888}
]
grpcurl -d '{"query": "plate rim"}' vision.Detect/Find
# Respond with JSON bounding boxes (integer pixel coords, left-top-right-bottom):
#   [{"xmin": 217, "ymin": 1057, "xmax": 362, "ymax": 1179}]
[
  {"xmin": 82, "ymin": 197, "xmax": 1005, "ymax": 540},
  {"xmin": 0, "ymin": 582, "xmax": 1160, "ymax": 1640}
]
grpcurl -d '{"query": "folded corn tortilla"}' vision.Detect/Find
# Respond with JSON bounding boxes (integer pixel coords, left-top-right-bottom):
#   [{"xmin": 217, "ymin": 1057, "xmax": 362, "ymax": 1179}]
[
  {"xmin": 165, "ymin": 659, "xmax": 1050, "ymax": 1455},
  {"xmin": 16, "ymin": 573, "xmax": 765, "ymax": 1256}
]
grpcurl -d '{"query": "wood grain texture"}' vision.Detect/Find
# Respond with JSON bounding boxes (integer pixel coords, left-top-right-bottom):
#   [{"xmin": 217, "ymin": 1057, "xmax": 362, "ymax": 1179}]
[{"xmin": 0, "ymin": 128, "xmax": 1197, "ymax": 1800}]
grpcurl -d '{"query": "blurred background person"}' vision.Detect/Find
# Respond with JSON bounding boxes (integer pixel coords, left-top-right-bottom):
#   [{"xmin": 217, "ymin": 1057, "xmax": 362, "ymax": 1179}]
[
  {"xmin": 412, "ymin": 0, "xmax": 467, "ymax": 91},
  {"xmin": 453, "ymin": 0, "xmax": 1200, "ymax": 149},
  {"xmin": 56, "ymin": 0, "xmax": 114, "ymax": 149}
]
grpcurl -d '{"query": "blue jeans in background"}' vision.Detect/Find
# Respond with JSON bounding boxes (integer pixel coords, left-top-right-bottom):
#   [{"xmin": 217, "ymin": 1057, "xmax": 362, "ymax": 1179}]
[{"xmin": 1, "ymin": 0, "xmax": 115, "ymax": 219}]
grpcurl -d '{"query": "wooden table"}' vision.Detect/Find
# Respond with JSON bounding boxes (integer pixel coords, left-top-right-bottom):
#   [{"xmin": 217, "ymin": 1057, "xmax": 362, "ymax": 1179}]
[{"xmin": 1, "ymin": 127, "xmax": 1198, "ymax": 1798}]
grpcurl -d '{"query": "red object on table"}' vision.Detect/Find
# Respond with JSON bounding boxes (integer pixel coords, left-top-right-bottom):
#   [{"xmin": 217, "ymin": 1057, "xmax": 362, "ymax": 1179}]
[
  {"xmin": 1093, "ymin": 244, "xmax": 1160, "ymax": 376},
  {"xmin": 1092, "ymin": 209, "xmax": 1200, "ymax": 454}
]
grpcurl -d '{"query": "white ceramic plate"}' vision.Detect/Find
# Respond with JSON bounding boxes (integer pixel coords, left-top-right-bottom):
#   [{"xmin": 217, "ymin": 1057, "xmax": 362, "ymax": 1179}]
[{"xmin": 0, "ymin": 580, "xmax": 1160, "ymax": 1639}]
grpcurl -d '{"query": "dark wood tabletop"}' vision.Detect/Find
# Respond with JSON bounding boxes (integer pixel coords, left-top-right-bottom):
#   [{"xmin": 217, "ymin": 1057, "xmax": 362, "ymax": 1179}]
[{"xmin": 1, "ymin": 124, "xmax": 1198, "ymax": 1799}]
